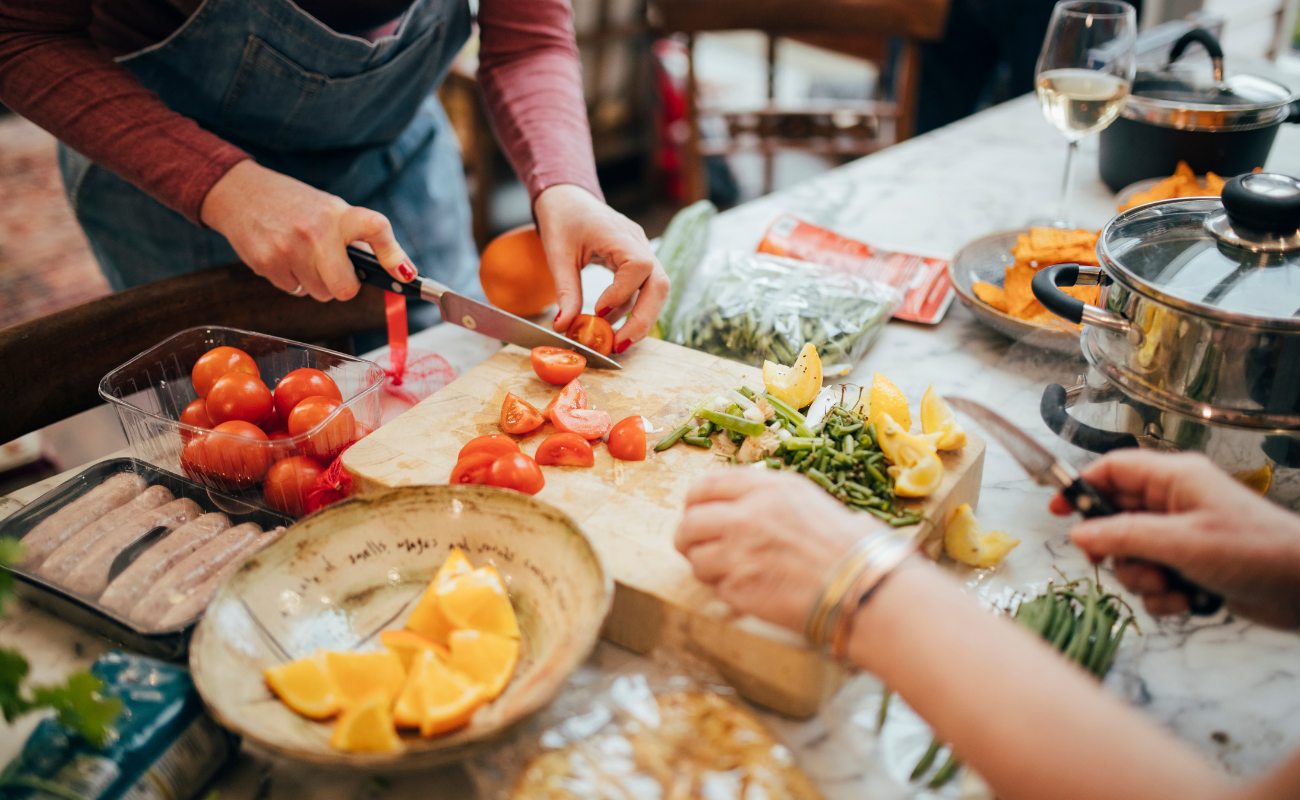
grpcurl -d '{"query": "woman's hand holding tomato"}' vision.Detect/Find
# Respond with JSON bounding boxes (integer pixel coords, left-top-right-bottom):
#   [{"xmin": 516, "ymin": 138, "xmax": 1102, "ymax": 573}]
[{"xmin": 565, "ymin": 315, "xmax": 614, "ymax": 356}]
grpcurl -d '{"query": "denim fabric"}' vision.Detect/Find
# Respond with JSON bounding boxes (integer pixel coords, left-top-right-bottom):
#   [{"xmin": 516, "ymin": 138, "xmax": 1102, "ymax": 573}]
[{"xmin": 59, "ymin": 0, "xmax": 477, "ymax": 293}]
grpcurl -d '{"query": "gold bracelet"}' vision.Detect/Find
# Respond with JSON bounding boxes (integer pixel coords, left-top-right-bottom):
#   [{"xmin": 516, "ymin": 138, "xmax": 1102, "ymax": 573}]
[
  {"xmin": 828, "ymin": 538, "xmax": 915, "ymax": 667},
  {"xmin": 806, "ymin": 530, "xmax": 914, "ymax": 652}
]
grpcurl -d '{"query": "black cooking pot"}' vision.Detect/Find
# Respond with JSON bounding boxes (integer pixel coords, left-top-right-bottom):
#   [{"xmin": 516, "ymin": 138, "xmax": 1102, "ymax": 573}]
[{"xmin": 1099, "ymin": 29, "xmax": 1300, "ymax": 192}]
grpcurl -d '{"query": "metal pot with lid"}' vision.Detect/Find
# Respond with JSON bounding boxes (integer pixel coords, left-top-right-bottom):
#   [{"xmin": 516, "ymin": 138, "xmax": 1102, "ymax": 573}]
[
  {"xmin": 1032, "ymin": 173, "xmax": 1300, "ymax": 507},
  {"xmin": 1099, "ymin": 28, "xmax": 1300, "ymax": 191}
]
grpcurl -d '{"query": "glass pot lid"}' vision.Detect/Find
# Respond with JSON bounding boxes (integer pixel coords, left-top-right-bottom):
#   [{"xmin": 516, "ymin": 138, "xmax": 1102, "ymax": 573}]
[{"xmin": 1098, "ymin": 173, "xmax": 1300, "ymax": 325}]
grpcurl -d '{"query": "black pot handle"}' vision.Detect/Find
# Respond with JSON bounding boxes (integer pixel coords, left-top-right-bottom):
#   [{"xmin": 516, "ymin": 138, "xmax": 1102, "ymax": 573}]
[
  {"xmin": 1287, "ymin": 100, "xmax": 1300, "ymax": 125},
  {"xmin": 1223, "ymin": 173, "xmax": 1300, "ymax": 235},
  {"xmin": 1168, "ymin": 28, "xmax": 1224, "ymax": 65},
  {"xmin": 1031, "ymin": 263, "xmax": 1085, "ymax": 324},
  {"xmin": 1041, "ymin": 383, "xmax": 1139, "ymax": 453}
]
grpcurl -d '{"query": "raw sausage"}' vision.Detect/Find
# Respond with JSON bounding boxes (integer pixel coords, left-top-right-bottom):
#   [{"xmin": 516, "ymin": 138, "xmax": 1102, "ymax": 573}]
[
  {"xmin": 37, "ymin": 485, "xmax": 174, "ymax": 583},
  {"xmin": 98, "ymin": 512, "xmax": 231, "ymax": 615},
  {"xmin": 130, "ymin": 522, "xmax": 265, "ymax": 628},
  {"xmin": 61, "ymin": 498, "xmax": 202, "ymax": 598},
  {"xmin": 154, "ymin": 526, "xmax": 286, "ymax": 629},
  {"xmin": 20, "ymin": 473, "xmax": 146, "ymax": 568}
]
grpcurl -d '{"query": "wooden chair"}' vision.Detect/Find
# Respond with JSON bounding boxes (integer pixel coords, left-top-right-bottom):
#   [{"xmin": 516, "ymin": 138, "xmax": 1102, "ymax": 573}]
[
  {"xmin": 650, "ymin": 0, "xmax": 949, "ymax": 201},
  {"xmin": 0, "ymin": 263, "xmax": 386, "ymax": 444}
]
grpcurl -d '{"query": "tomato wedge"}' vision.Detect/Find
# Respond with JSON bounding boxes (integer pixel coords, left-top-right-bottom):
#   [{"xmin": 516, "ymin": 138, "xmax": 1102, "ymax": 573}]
[
  {"xmin": 542, "ymin": 379, "xmax": 587, "ymax": 422},
  {"xmin": 534, "ymin": 433, "xmax": 595, "ymax": 467},
  {"xmin": 450, "ymin": 453, "xmax": 496, "ymax": 485},
  {"xmin": 608, "ymin": 416, "xmax": 648, "ymax": 462},
  {"xmin": 486, "ymin": 452, "xmax": 545, "ymax": 495},
  {"xmin": 531, "ymin": 346, "xmax": 587, "ymax": 386},
  {"xmin": 458, "ymin": 434, "xmax": 520, "ymax": 461},
  {"xmin": 566, "ymin": 314, "xmax": 615, "ymax": 356},
  {"xmin": 500, "ymin": 393, "xmax": 544, "ymax": 434},
  {"xmin": 553, "ymin": 404, "xmax": 612, "ymax": 440}
]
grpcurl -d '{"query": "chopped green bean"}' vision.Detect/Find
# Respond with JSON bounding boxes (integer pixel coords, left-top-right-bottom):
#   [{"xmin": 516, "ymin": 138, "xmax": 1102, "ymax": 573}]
[
  {"xmin": 911, "ymin": 738, "xmax": 942, "ymax": 781},
  {"xmin": 700, "ymin": 409, "xmax": 766, "ymax": 438},
  {"xmin": 683, "ymin": 436, "xmax": 713, "ymax": 448}
]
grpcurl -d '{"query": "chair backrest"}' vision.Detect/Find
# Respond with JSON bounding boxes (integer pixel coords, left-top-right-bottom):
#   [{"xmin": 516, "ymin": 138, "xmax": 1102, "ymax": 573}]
[{"xmin": 0, "ymin": 263, "xmax": 386, "ymax": 444}]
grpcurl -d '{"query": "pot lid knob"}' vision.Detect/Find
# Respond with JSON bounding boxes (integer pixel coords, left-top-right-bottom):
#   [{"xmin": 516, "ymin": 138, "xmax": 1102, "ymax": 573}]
[{"xmin": 1204, "ymin": 173, "xmax": 1300, "ymax": 254}]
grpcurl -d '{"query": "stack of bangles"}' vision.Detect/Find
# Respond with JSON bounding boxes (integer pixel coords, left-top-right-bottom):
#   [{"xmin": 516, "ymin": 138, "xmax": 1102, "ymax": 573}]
[{"xmin": 806, "ymin": 530, "xmax": 917, "ymax": 667}]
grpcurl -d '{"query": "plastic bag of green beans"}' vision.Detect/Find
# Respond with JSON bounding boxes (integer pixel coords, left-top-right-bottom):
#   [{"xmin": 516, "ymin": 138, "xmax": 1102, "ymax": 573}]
[{"xmin": 667, "ymin": 251, "xmax": 904, "ymax": 376}]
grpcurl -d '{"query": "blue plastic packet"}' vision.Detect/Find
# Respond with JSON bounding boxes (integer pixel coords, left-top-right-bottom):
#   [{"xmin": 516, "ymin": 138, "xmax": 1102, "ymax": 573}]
[{"xmin": 0, "ymin": 651, "xmax": 237, "ymax": 800}]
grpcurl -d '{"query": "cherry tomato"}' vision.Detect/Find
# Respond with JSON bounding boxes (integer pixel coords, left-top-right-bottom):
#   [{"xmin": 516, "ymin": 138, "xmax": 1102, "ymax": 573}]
[
  {"xmin": 458, "ymin": 434, "xmax": 520, "ymax": 462},
  {"xmin": 608, "ymin": 416, "xmax": 648, "ymax": 462},
  {"xmin": 542, "ymin": 379, "xmax": 586, "ymax": 422},
  {"xmin": 534, "ymin": 433, "xmax": 595, "ymax": 467},
  {"xmin": 179, "ymin": 435, "xmax": 213, "ymax": 482},
  {"xmin": 179, "ymin": 398, "xmax": 213, "ymax": 442},
  {"xmin": 255, "ymin": 408, "xmax": 286, "ymax": 435},
  {"xmin": 486, "ymin": 452, "xmax": 545, "ymax": 495},
  {"xmin": 191, "ymin": 346, "xmax": 259, "ymax": 398},
  {"xmin": 268, "ymin": 429, "xmax": 293, "ymax": 442},
  {"xmin": 263, "ymin": 455, "xmax": 325, "ymax": 517},
  {"xmin": 207, "ymin": 372, "xmax": 274, "ymax": 425},
  {"xmin": 530, "ymin": 346, "xmax": 587, "ymax": 385},
  {"xmin": 566, "ymin": 314, "xmax": 615, "ymax": 356},
  {"xmin": 204, "ymin": 421, "xmax": 273, "ymax": 489},
  {"xmin": 500, "ymin": 393, "xmax": 544, "ymax": 435},
  {"xmin": 287, "ymin": 396, "xmax": 357, "ymax": 462},
  {"xmin": 553, "ymin": 404, "xmax": 612, "ymax": 440},
  {"xmin": 450, "ymin": 453, "xmax": 496, "ymax": 485},
  {"xmin": 274, "ymin": 368, "xmax": 342, "ymax": 425}
]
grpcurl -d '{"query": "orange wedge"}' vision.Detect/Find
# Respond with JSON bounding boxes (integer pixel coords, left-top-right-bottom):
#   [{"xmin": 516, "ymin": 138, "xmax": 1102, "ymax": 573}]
[
  {"xmin": 392, "ymin": 648, "xmax": 484, "ymax": 735},
  {"xmin": 381, "ymin": 629, "xmax": 449, "ymax": 672},
  {"xmin": 406, "ymin": 548, "xmax": 475, "ymax": 644},
  {"xmin": 329, "ymin": 690, "xmax": 404, "ymax": 753},
  {"xmin": 448, "ymin": 629, "xmax": 519, "ymax": 700},
  {"xmin": 264, "ymin": 652, "xmax": 340, "ymax": 720},
  {"xmin": 437, "ymin": 566, "xmax": 519, "ymax": 639},
  {"xmin": 324, "ymin": 650, "xmax": 406, "ymax": 709}
]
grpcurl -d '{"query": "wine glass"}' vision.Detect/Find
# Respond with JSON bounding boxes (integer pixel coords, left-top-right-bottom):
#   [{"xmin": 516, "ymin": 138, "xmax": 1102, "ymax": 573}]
[{"xmin": 1035, "ymin": 0, "xmax": 1137, "ymax": 228}]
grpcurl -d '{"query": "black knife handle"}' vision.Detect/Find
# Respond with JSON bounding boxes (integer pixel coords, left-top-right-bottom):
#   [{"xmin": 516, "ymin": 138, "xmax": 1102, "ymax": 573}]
[
  {"xmin": 1066, "ymin": 477, "xmax": 1224, "ymax": 616},
  {"xmin": 346, "ymin": 246, "xmax": 425, "ymax": 301}
]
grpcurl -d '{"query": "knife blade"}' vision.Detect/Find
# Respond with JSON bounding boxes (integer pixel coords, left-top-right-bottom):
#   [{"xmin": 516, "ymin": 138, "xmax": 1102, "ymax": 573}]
[
  {"xmin": 945, "ymin": 396, "xmax": 1223, "ymax": 616},
  {"xmin": 347, "ymin": 246, "xmax": 622, "ymax": 370}
]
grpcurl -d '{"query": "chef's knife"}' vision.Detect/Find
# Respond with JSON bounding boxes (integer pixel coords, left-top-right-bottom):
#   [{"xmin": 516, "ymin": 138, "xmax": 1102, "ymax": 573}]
[
  {"xmin": 945, "ymin": 396, "xmax": 1223, "ymax": 616},
  {"xmin": 347, "ymin": 246, "xmax": 622, "ymax": 370}
]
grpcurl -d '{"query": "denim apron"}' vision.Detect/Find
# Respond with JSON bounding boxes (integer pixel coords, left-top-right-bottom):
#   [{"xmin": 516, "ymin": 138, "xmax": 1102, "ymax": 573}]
[{"xmin": 58, "ymin": 0, "xmax": 477, "ymax": 297}]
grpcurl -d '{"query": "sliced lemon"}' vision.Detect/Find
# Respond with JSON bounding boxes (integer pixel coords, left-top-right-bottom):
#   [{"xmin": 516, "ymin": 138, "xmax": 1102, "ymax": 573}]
[
  {"xmin": 865, "ymin": 373, "xmax": 911, "ymax": 433},
  {"xmin": 264, "ymin": 651, "xmax": 340, "ymax": 720},
  {"xmin": 944, "ymin": 503, "xmax": 1019, "ymax": 568},
  {"xmin": 762, "ymin": 343, "xmax": 823, "ymax": 410},
  {"xmin": 1234, "ymin": 464, "xmax": 1273, "ymax": 496},
  {"xmin": 919, "ymin": 384, "xmax": 967, "ymax": 451},
  {"xmin": 329, "ymin": 690, "xmax": 404, "ymax": 753},
  {"xmin": 876, "ymin": 414, "xmax": 941, "ymax": 467},
  {"xmin": 889, "ymin": 450, "xmax": 945, "ymax": 497}
]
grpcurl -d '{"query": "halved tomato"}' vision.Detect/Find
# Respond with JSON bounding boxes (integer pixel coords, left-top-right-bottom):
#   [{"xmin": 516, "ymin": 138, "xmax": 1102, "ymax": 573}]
[
  {"xmin": 458, "ymin": 434, "xmax": 520, "ymax": 461},
  {"xmin": 486, "ymin": 452, "xmax": 545, "ymax": 495},
  {"xmin": 450, "ymin": 453, "xmax": 496, "ymax": 485},
  {"xmin": 566, "ymin": 314, "xmax": 614, "ymax": 356},
  {"xmin": 553, "ymin": 404, "xmax": 612, "ymax": 440},
  {"xmin": 608, "ymin": 416, "xmax": 648, "ymax": 462},
  {"xmin": 500, "ymin": 393, "xmax": 544, "ymax": 435},
  {"xmin": 534, "ymin": 433, "xmax": 595, "ymax": 467},
  {"xmin": 542, "ymin": 380, "xmax": 586, "ymax": 422},
  {"xmin": 530, "ymin": 347, "xmax": 586, "ymax": 386}
]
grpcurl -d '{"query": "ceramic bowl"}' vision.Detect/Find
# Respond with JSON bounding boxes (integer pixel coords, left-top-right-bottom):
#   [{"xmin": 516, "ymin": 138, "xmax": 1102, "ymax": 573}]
[{"xmin": 188, "ymin": 485, "xmax": 613, "ymax": 769}]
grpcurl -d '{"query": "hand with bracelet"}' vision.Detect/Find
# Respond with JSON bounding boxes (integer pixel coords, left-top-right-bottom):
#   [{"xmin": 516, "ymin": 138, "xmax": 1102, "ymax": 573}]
[{"xmin": 676, "ymin": 467, "xmax": 1300, "ymax": 800}]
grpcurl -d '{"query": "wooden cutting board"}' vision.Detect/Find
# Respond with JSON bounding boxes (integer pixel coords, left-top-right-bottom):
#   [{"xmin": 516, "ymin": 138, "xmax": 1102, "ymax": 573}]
[{"xmin": 343, "ymin": 338, "xmax": 984, "ymax": 717}]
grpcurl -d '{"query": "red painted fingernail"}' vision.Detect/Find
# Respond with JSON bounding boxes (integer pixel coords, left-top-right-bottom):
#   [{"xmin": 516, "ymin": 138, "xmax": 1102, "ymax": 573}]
[
  {"xmin": 596, "ymin": 307, "xmax": 612, "ymax": 318},
  {"xmin": 615, "ymin": 338, "xmax": 632, "ymax": 354},
  {"xmin": 554, "ymin": 311, "xmax": 562, "ymax": 324},
  {"xmin": 397, "ymin": 262, "xmax": 416, "ymax": 281}
]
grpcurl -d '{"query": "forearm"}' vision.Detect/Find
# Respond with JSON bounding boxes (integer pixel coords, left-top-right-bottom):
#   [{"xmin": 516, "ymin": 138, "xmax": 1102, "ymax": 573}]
[{"xmin": 850, "ymin": 558, "xmax": 1230, "ymax": 800}]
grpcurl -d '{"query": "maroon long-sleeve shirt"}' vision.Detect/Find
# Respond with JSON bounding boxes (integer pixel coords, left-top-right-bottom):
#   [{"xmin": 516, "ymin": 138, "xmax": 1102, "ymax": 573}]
[{"xmin": 0, "ymin": 0, "xmax": 601, "ymax": 226}]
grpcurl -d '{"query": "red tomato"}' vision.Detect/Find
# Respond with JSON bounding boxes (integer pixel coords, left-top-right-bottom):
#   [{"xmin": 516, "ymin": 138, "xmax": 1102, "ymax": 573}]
[
  {"xmin": 486, "ymin": 452, "xmax": 545, "ymax": 495},
  {"xmin": 204, "ymin": 421, "xmax": 273, "ymax": 489},
  {"xmin": 179, "ymin": 398, "xmax": 213, "ymax": 442},
  {"xmin": 530, "ymin": 346, "xmax": 587, "ymax": 385},
  {"xmin": 500, "ymin": 393, "xmax": 544, "ymax": 435},
  {"xmin": 207, "ymin": 372, "xmax": 274, "ymax": 425},
  {"xmin": 553, "ymin": 404, "xmax": 612, "ymax": 440},
  {"xmin": 566, "ymin": 314, "xmax": 615, "ymax": 356},
  {"xmin": 191, "ymin": 346, "xmax": 259, "ymax": 398},
  {"xmin": 542, "ymin": 379, "xmax": 586, "ymax": 422},
  {"xmin": 263, "ymin": 455, "xmax": 325, "ymax": 517},
  {"xmin": 608, "ymin": 416, "xmax": 648, "ymax": 462},
  {"xmin": 287, "ymin": 396, "xmax": 357, "ymax": 462},
  {"xmin": 255, "ymin": 408, "xmax": 286, "ymax": 435},
  {"xmin": 274, "ymin": 368, "xmax": 343, "ymax": 425},
  {"xmin": 458, "ymin": 434, "xmax": 520, "ymax": 462},
  {"xmin": 450, "ymin": 453, "xmax": 496, "ymax": 485},
  {"xmin": 268, "ymin": 429, "xmax": 292, "ymax": 442},
  {"xmin": 534, "ymin": 433, "xmax": 595, "ymax": 467},
  {"xmin": 179, "ymin": 435, "xmax": 213, "ymax": 482}
]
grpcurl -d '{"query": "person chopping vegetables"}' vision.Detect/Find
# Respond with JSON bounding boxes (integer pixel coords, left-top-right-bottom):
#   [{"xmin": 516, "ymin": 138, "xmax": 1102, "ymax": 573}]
[
  {"xmin": 676, "ymin": 450, "xmax": 1300, "ymax": 799},
  {"xmin": 0, "ymin": 0, "xmax": 667, "ymax": 351}
]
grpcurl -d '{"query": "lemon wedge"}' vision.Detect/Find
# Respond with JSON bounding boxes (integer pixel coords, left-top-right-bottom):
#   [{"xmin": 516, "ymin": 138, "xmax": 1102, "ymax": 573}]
[
  {"xmin": 919, "ymin": 385, "xmax": 967, "ymax": 451},
  {"xmin": 889, "ymin": 450, "xmax": 944, "ymax": 497},
  {"xmin": 944, "ymin": 503, "xmax": 1019, "ymax": 568},
  {"xmin": 762, "ymin": 343, "xmax": 823, "ymax": 410},
  {"xmin": 876, "ymin": 413, "xmax": 944, "ymax": 498},
  {"xmin": 1234, "ymin": 464, "xmax": 1272, "ymax": 496},
  {"xmin": 862, "ymin": 373, "xmax": 911, "ymax": 432}
]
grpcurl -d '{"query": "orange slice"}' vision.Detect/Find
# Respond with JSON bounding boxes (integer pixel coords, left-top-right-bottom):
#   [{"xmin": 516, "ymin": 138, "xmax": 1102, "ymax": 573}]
[
  {"xmin": 448, "ymin": 629, "xmax": 519, "ymax": 700},
  {"xmin": 324, "ymin": 650, "xmax": 406, "ymax": 709},
  {"xmin": 391, "ymin": 648, "xmax": 485, "ymax": 735},
  {"xmin": 381, "ymin": 629, "xmax": 449, "ymax": 672},
  {"xmin": 329, "ymin": 690, "xmax": 404, "ymax": 753},
  {"xmin": 436, "ymin": 566, "xmax": 519, "ymax": 639},
  {"xmin": 406, "ymin": 548, "xmax": 475, "ymax": 644},
  {"xmin": 264, "ymin": 651, "xmax": 340, "ymax": 720}
]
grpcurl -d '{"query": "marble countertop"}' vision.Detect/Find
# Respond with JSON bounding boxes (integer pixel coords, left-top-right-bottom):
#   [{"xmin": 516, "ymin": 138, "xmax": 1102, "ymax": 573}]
[{"xmin": 4, "ymin": 83, "xmax": 1300, "ymax": 799}]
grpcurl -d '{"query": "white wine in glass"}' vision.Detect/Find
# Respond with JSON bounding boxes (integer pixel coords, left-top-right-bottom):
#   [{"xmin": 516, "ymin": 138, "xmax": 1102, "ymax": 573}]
[{"xmin": 1035, "ymin": 1, "xmax": 1136, "ymax": 227}]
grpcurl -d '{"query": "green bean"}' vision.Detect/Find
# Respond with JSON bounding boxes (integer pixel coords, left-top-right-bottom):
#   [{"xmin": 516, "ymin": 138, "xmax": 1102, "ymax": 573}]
[
  {"xmin": 655, "ymin": 420, "xmax": 695, "ymax": 452},
  {"xmin": 928, "ymin": 754, "xmax": 961, "ymax": 789},
  {"xmin": 764, "ymin": 394, "xmax": 814, "ymax": 437},
  {"xmin": 700, "ymin": 409, "xmax": 766, "ymax": 438},
  {"xmin": 888, "ymin": 514, "xmax": 923, "ymax": 527},
  {"xmin": 736, "ymin": 386, "xmax": 756, "ymax": 400},
  {"xmin": 911, "ymin": 738, "xmax": 942, "ymax": 781},
  {"xmin": 783, "ymin": 437, "xmax": 826, "ymax": 450},
  {"xmin": 698, "ymin": 420, "xmax": 716, "ymax": 437},
  {"xmin": 877, "ymin": 690, "xmax": 892, "ymax": 732},
  {"xmin": 843, "ymin": 435, "xmax": 855, "ymax": 456},
  {"xmin": 805, "ymin": 468, "xmax": 836, "ymax": 492},
  {"xmin": 683, "ymin": 436, "xmax": 713, "ymax": 448},
  {"xmin": 866, "ymin": 464, "xmax": 888, "ymax": 485}
]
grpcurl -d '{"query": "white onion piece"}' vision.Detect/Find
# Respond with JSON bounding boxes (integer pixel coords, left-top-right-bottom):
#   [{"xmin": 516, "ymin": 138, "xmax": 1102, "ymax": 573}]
[{"xmin": 724, "ymin": 389, "xmax": 757, "ymax": 411}]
